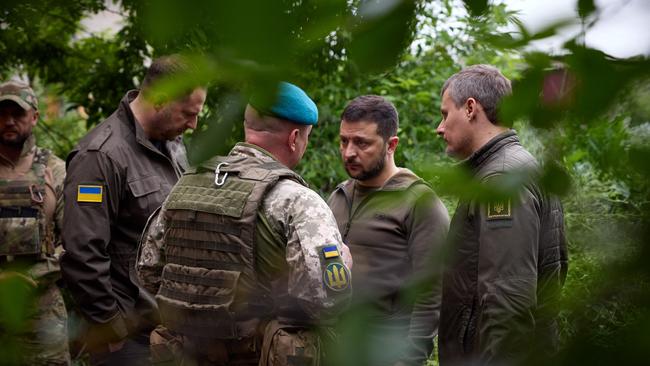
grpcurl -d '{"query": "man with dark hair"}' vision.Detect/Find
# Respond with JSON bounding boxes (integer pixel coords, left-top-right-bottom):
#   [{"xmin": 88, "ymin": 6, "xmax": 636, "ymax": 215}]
[
  {"xmin": 61, "ymin": 55, "xmax": 206, "ymax": 365},
  {"xmin": 328, "ymin": 95, "xmax": 449, "ymax": 366},
  {"xmin": 436, "ymin": 65, "xmax": 567, "ymax": 365},
  {"xmin": 0, "ymin": 81, "xmax": 70, "ymax": 365},
  {"xmin": 136, "ymin": 82, "xmax": 352, "ymax": 365}
]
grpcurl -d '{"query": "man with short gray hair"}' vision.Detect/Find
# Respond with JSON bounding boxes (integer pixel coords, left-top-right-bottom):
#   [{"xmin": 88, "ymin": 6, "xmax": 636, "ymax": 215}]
[{"xmin": 436, "ymin": 65, "xmax": 567, "ymax": 364}]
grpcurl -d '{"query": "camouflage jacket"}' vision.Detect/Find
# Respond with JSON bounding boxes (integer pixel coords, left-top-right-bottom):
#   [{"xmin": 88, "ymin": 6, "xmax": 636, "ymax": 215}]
[
  {"xmin": 0, "ymin": 135, "xmax": 66, "ymax": 279},
  {"xmin": 137, "ymin": 142, "xmax": 352, "ymax": 323}
]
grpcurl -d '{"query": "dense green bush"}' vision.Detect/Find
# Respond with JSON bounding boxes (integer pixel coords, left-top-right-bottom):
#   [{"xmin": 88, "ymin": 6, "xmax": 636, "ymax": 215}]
[{"xmin": 2, "ymin": 0, "xmax": 649, "ymax": 364}]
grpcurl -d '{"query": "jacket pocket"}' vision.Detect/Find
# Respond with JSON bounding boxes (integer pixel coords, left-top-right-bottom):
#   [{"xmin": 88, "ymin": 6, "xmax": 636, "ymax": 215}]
[
  {"xmin": 129, "ymin": 175, "xmax": 161, "ymax": 198},
  {"xmin": 156, "ymin": 263, "xmax": 240, "ymax": 339},
  {"xmin": 128, "ymin": 175, "xmax": 163, "ymax": 218}
]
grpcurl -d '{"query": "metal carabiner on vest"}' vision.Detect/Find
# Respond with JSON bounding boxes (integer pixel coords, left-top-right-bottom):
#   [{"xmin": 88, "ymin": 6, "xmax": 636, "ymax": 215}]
[
  {"xmin": 214, "ymin": 162, "xmax": 230, "ymax": 186},
  {"xmin": 29, "ymin": 184, "xmax": 44, "ymax": 204}
]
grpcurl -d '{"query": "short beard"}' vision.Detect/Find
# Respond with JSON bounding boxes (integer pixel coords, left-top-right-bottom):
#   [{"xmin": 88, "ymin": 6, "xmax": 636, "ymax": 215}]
[
  {"xmin": 0, "ymin": 133, "xmax": 29, "ymax": 148},
  {"xmin": 345, "ymin": 145, "xmax": 387, "ymax": 182}
]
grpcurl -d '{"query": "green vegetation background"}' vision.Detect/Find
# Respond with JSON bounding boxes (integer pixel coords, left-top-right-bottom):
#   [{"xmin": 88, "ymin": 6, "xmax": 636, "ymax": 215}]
[{"xmin": 2, "ymin": 0, "xmax": 649, "ymax": 365}]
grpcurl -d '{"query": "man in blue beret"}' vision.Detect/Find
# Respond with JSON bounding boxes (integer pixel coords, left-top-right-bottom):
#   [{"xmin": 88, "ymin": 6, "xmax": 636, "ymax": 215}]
[{"xmin": 136, "ymin": 82, "xmax": 352, "ymax": 365}]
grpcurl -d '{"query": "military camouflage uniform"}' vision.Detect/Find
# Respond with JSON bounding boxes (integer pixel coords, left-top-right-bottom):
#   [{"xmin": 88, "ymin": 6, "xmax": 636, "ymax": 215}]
[
  {"xmin": 137, "ymin": 142, "xmax": 352, "ymax": 365},
  {"xmin": 0, "ymin": 135, "xmax": 70, "ymax": 365}
]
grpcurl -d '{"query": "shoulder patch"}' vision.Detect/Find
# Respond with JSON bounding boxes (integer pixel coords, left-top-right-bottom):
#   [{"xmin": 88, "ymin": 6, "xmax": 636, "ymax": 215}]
[
  {"xmin": 487, "ymin": 199, "xmax": 511, "ymax": 219},
  {"xmin": 77, "ymin": 184, "xmax": 103, "ymax": 203},
  {"xmin": 322, "ymin": 245, "xmax": 340, "ymax": 259},
  {"xmin": 323, "ymin": 262, "xmax": 350, "ymax": 292}
]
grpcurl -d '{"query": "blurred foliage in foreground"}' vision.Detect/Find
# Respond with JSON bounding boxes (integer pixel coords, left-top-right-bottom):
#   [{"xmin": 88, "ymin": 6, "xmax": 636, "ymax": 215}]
[{"xmin": 2, "ymin": 0, "xmax": 650, "ymax": 365}]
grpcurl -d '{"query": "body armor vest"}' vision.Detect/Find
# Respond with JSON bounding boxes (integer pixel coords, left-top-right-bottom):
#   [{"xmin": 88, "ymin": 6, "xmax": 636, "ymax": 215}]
[
  {"xmin": 156, "ymin": 154, "xmax": 306, "ymax": 340},
  {"xmin": 0, "ymin": 147, "xmax": 53, "ymax": 256}
]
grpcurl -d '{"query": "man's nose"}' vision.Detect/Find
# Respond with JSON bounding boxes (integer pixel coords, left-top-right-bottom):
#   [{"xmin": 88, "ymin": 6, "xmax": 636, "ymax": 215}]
[
  {"xmin": 1, "ymin": 115, "xmax": 15, "ymax": 126},
  {"xmin": 435, "ymin": 121, "xmax": 445, "ymax": 136},
  {"xmin": 186, "ymin": 117, "xmax": 198, "ymax": 130},
  {"xmin": 342, "ymin": 145, "xmax": 357, "ymax": 159}
]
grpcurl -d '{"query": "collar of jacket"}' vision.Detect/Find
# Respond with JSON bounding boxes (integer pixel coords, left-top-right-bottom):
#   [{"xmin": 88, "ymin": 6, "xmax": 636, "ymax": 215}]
[
  {"xmin": 0, "ymin": 134, "xmax": 36, "ymax": 168},
  {"xmin": 229, "ymin": 142, "xmax": 283, "ymax": 164},
  {"xmin": 463, "ymin": 129, "xmax": 519, "ymax": 173},
  {"xmin": 335, "ymin": 167, "xmax": 425, "ymax": 197}
]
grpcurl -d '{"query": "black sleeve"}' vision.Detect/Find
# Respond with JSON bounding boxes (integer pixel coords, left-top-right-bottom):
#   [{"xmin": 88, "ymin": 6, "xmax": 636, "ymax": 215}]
[{"xmin": 61, "ymin": 149, "xmax": 129, "ymax": 341}]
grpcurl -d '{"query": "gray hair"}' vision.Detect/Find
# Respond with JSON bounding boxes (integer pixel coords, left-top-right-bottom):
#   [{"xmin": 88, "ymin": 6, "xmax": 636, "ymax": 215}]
[{"xmin": 441, "ymin": 64, "xmax": 512, "ymax": 124}]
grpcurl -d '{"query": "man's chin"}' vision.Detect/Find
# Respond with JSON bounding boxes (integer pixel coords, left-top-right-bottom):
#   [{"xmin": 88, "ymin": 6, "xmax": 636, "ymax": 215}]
[
  {"xmin": 0, "ymin": 136, "xmax": 26, "ymax": 148},
  {"xmin": 344, "ymin": 167, "xmax": 360, "ymax": 180}
]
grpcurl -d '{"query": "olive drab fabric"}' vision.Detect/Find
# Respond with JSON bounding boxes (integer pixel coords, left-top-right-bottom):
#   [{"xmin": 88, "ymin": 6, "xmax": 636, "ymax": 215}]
[
  {"xmin": 328, "ymin": 168, "xmax": 450, "ymax": 366},
  {"xmin": 0, "ymin": 147, "xmax": 53, "ymax": 256},
  {"xmin": 439, "ymin": 130, "xmax": 568, "ymax": 365},
  {"xmin": 156, "ymin": 153, "xmax": 307, "ymax": 339}
]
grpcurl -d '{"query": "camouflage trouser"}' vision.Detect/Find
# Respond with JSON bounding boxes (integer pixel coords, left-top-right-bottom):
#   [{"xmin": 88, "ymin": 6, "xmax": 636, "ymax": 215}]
[
  {"xmin": 150, "ymin": 326, "xmax": 260, "ymax": 366},
  {"xmin": 20, "ymin": 281, "xmax": 71, "ymax": 365},
  {"xmin": 150, "ymin": 321, "xmax": 320, "ymax": 366},
  {"xmin": 259, "ymin": 321, "xmax": 320, "ymax": 366}
]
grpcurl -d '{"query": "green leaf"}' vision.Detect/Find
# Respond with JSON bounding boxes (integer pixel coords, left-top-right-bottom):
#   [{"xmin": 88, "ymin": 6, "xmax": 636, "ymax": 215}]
[
  {"xmin": 463, "ymin": 0, "xmax": 489, "ymax": 17},
  {"xmin": 578, "ymin": 0, "xmax": 597, "ymax": 19},
  {"xmin": 540, "ymin": 161, "xmax": 572, "ymax": 196},
  {"xmin": 347, "ymin": 0, "xmax": 417, "ymax": 73}
]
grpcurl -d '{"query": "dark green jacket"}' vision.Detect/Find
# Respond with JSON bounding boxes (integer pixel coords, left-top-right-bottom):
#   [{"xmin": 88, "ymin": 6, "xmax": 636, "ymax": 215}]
[
  {"xmin": 439, "ymin": 130, "xmax": 568, "ymax": 365},
  {"xmin": 328, "ymin": 168, "xmax": 449, "ymax": 366}
]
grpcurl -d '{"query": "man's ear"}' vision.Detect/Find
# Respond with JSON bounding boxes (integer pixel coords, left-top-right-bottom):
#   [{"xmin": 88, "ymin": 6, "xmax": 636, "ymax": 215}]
[
  {"xmin": 387, "ymin": 136, "xmax": 399, "ymax": 154},
  {"xmin": 288, "ymin": 128, "xmax": 299, "ymax": 152},
  {"xmin": 466, "ymin": 97, "xmax": 477, "ymax": 120},
  {"xmin": 30, "ymin": 110, "xmax": 39, "ymax": 127}
]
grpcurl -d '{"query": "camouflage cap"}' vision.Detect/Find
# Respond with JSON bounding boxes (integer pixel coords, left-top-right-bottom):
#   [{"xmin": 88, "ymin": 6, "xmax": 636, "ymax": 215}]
[{"xmin": 0, "ymin": 81, "xmax": 38, "ymax": 111}]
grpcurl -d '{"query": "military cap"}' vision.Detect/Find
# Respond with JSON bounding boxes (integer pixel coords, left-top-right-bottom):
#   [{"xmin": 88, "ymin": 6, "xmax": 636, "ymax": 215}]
[
  {"xmin": 250, "ymin": 82, "xmax": 318, "ymax": 125},
  {"xmin": 0, "ymin": 81, "xmax": 38, "ymax": 111}
]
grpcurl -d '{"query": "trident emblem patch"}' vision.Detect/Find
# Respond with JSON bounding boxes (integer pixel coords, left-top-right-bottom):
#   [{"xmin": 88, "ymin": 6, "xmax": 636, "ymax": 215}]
[
  {"xmin": 324, "ymin": 263, "xmax": 350, "ymax": 292},
  {"xmin": 487, "ymin": 199, "xmax": 512, "ymax": 219}
]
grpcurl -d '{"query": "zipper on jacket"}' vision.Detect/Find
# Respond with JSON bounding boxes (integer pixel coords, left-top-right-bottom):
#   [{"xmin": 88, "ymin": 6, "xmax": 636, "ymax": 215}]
[{"xmin": 342, "ymin": 182, "xmax": 377, "ymax": 242}]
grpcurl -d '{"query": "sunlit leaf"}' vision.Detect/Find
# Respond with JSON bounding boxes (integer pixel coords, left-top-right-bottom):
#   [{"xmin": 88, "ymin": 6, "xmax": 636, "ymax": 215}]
[
  {"xmin": 463, "ymin": 0, "xmax": 489, "ymax": 17},
  {"xmin": 347, "ymin": 0, "xmax": 417, "ymax": 73}
]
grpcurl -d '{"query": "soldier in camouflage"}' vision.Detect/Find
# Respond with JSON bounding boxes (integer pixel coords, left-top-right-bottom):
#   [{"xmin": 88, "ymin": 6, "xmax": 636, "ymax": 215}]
[
  {"xmin": 0, "ymin": 81, "xmax": 70, "ymax": 365},
  {"xmin": 136, "ymin": 82, "xmax": 352, "ymax": 366}
]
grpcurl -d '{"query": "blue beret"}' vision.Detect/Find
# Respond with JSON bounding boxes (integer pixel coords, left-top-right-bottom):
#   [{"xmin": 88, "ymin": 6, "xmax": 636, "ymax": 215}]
[{"xmin": 250, "ymin": 82, "xmax": 318, "ymax": 125}]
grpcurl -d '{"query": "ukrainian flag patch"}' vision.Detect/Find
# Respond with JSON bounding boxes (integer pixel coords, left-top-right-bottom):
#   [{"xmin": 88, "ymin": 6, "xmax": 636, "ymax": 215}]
[
  {"xmin": 77, "ymin": 185, "xmax": 103, "ymax": 203},
  {"xmin": 322, "ymin": 245, "xmax": 340, "ymax": 259}
]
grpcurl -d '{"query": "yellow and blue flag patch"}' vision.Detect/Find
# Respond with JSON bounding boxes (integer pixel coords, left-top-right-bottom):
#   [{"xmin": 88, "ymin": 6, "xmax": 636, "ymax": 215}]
[
  {"xmin": 322, "ymin": 245, "xmax": 340, "ymax": 259},
  {"xmin": 77, "ymin": 185, "xmax": 103, "ymax": 203}
]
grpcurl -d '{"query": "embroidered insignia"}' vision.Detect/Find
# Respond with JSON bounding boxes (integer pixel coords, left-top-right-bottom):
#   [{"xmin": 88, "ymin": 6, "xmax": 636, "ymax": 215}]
[
  {"xmin": 487, "ymin": 199, "xmax": 511, "ymax": 219},
  {"xmin": 322, "ymin": 245, "xmax": 340, "ymax": 259},
  {"xmin": 323, "ymin": 262, "xmax": 350, "ymax": 292},
  {"xmin": 77, "ymin": 185, "xmax": 103, "ymax": 203}
]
